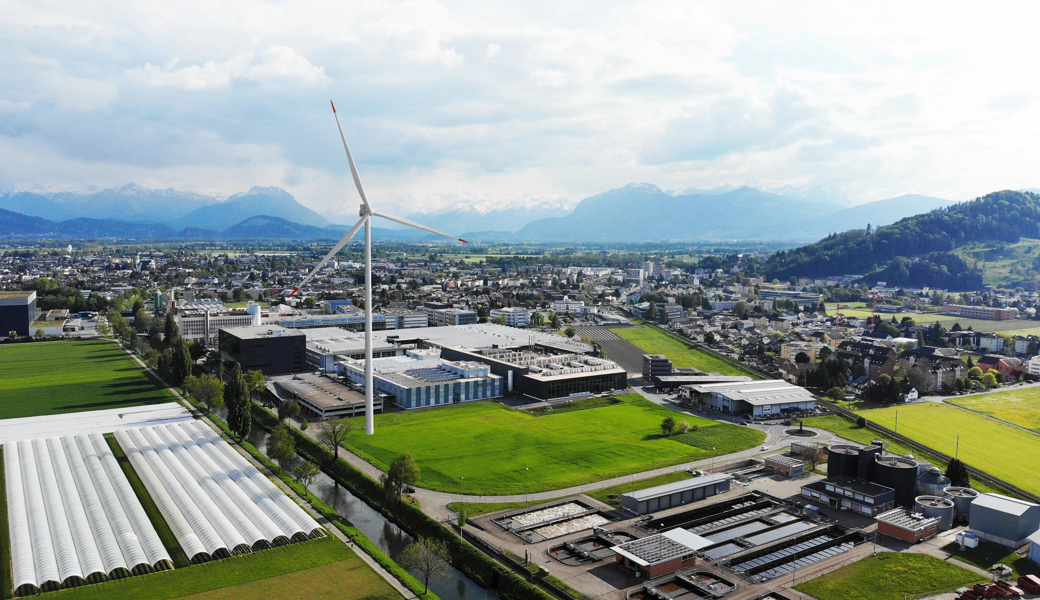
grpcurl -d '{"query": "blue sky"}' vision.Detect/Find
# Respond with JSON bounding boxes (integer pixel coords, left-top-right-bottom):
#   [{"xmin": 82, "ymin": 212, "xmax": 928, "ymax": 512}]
[{"xmin": 1, "ymin": 1, "xmax": 1037, "ymax": 217}]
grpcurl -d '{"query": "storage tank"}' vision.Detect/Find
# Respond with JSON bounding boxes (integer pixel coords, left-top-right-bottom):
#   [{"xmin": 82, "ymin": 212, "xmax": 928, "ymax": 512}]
[
  {"xmin": 917, "ymin": 467, "xmax": 952, "ymax": 496},
  {"xmin": 873, "ymin": 455, "xmax": 920, "ymax": 507},
  {"xmin": 827, "ymin": 444, "xmax": 861, "ymax": 479},
  {"xmin": 943, "ymin": 487, "xmax": 980, "ymax": 523},
  {"xmin": 915, "ymin": 495, "xmax": 955, "ymax": 531}
]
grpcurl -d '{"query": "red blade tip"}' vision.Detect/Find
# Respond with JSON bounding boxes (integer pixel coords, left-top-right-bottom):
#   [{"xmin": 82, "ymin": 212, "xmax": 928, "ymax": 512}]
[
  {"xmin": 330, "ymin": 100, "xmax": 336, "ymax": 113},
  {"xmin": 458, "ymin": 238, "xmax": 469, "ymax": 244},
  {"xmin": 289, "ymin": 287, "xmax": 299, "ymax": 297}
]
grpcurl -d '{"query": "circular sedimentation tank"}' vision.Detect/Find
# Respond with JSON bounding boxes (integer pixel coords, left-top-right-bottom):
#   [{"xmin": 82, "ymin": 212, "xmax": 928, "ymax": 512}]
[
  {"xmin": 827, "ymin": 444, "xmax": 861, "ymax": 479},
  {"xmin": 915, "ymin": 495, "xmax": 955, "ymax": 531},
  {"xmin": 943, "ymin": 486, "xmax": 980, "ymax": 522},
  {"xmin": 917, "ymin": 467, "xmax": 952, "ymax": 496},
  {"xmin": 873, "ymin": 455, "xmax": 919, "ymax": 507}
]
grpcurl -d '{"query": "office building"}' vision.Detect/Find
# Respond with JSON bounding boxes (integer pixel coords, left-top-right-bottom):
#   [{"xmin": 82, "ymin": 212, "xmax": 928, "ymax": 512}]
[
  {"xmin": 642, "ymin": 354, "xmax": 672, "ymax": 380},
  {"xmin": 490, "ymin": 307, "xmax": 532, "ymax": 328},
  {"xmin": 218, "ymin": 325, "xmax": 306, "ymax": 375},
  {"xmin": 341, "ymin": 349, "xmax": 503, "ymax": 409},
  {"xmin": 0, "ymin": 291, "xmax": 38, "ymax": 337},
  {"xmin": 382, "ymin": 308, "xmax": 428, "ymax": 329},
  {"xmin": 175, "ymin": 301, "xmax": 261, "ymax": 346},
  {"xmin": 942, "ymin": 304, "xmax": 1019, "ymax": 320},
  {"xmin": 553, "ymin": 297, "xmax": 585, "ymax": 312},
  {"xmin": 428, "ymin": 307, "xmax": 478, "ymax": 327}
]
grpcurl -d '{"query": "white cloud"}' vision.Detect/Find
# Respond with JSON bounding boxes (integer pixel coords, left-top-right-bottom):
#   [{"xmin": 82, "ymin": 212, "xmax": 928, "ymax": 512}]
[
  {"xmin": 126, "ymin": 46, "xmax": 328, "ymax": 90},
  {"xmin": 485, "ymin": 43, "xmax": 500, "ymax": 58}
]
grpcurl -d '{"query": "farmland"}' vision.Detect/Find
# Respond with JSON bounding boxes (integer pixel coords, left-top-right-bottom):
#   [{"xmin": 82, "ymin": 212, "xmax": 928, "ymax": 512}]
[
  {"xmin": 612, "ymin": 326, "xmax": 762, "ymax": 378},
  {"xmin": 949, "ymin": 387, "xmax": 1040, "ymax": 432},
  {"xmin": 343, "ymin": 397, "xmax": 764, "ymax": 494},
  {"xmin": 824, "ymin": 305, "xmax": 1039, "ymax": 334},
  {"xmin": 0, "ymin": 340, "xmax": 174, "ymax": 419},
  {"xmin": 795, "ymin": 552, "xmax": 983, "ymax": 600},
  {"xmin": 857, "ymin": 403, "xmax": 1040, "ymax": 496}
]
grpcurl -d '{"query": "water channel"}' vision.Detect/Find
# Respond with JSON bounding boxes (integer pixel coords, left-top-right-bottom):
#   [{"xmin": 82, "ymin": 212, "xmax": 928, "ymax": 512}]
[{"xmin": 245, "ymin": 426, "xmax": 494, "ymax": 600}]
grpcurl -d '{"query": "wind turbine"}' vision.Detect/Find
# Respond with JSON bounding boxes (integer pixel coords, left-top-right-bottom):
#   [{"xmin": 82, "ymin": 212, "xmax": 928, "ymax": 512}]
[{"xmin": 289, "ymin": 101, "xmax": 469, "ymax": 435}]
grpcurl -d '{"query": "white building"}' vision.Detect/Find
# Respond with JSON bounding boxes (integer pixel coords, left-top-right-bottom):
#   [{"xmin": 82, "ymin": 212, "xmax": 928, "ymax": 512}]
[
  {"xmin": 979, "ymin": 335, "xmax": 1005, "ymax": 353},
  {"xmin": 1027, "ymin": 355, "xmax": 1040, "ymax": 377},
  {"xmin": 490, "ymin": 307, "xmax": 532, "ymax": 328},
  {"xmin": 175, "ymin": 302, "xmax": 261, "ymax": 346},
  {"xmin": 553, "ymin": 297, "xmax": 585, "ymax": 312},
  {"xmin": 680, "ymin": 380, "xmax": 816, "ymax": 418}
]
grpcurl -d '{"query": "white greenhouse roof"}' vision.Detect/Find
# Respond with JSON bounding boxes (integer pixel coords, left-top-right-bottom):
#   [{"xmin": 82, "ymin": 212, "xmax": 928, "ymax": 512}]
[{"xmin": 0, "ymin": 403, "xmax": 192, "ymax": 444}]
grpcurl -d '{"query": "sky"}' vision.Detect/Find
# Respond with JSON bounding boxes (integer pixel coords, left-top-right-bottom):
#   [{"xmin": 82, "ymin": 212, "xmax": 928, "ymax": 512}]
[{"xmin": 1, "ymin": 1, "xmax": 1039, "ymax": 219}]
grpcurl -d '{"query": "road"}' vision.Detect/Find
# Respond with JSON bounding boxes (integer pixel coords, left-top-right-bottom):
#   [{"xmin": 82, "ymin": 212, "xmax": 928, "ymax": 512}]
[{"xmin": 918, "ymin": 379, "xmax": 1040, "ymax": 403}]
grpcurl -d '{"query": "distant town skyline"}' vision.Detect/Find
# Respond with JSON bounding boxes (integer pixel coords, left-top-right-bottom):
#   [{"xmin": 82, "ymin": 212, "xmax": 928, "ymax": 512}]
[{"xmin": 1, "ymin": 1, "xmax": 1037, "ymax": 215}]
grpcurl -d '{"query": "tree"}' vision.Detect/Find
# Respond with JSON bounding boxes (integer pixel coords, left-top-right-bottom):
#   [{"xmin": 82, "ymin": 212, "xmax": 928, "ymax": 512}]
[
  {"xmin": 795, "ymin": 352, "xmax": 811, "ymax": 364},
  {"xmin": 548, "ymin": 313, "xmax": 560, "ymax": 329},
  {"xmin": 564, "ymin": 326, "xmax": 576, "ymax": 338},
  {"xmin": 826, "ymin": 386, "xmax": 846, "ymax": 401},
  {"xmin": 457, "ymin": 507, "xmax": 467, "ymax": 530},
  {"xmin": 530, "ymin": 312, "xmax": 544, "ymax": 327},
  {"xmin": 704, "ymin": 332, "xmax": 716, "ymax": 346},
  {"xmin": 398, "ymin": 537, "xmax": 452, "ymax": 594},
  {"xmin": 97, "ymin": 318, "xmax": 111, "ymax": 337},
  {"xmin": 856, "ymin": 416, "xmax": 866, "ymax": 428},
  {"xmin": 818, "ymin": 346, "xmax": 832, "ymax": 361},
  {"xmin": 945, "ymin": 458, "xmax": 971, "ymax": 488},
  {"xmin": 163, "ymin": 313, "xmax": 178, "ymax": 344},
  {"xmin": 244, "ymin": 369, "xmax": 267, "ymax": 402},
  {"xmin": 802, "ymin": 445, "xmax": 826, "ymax": 470},
  {"xmin": 278, "ymin": 400, "xmax": 301, "ymax": 422},
  {"xmin": 490, "ymin": 316, "xmax": 507, "ymax": 326},
  {"xmin": 35, "ymin": 328, "xmax": 46, "ymax": 339},
  {"xmin": 382, "ymin": 453, "xmax": 421, "ymax": 501},
  {"xmin": 317, "ymin": 420, "xmax": 354, "ymax": 460},
  {"xmin": 967, "ymin": 366, "xmax": 983, "ymax": 380},
  {"xmin": 645, "ymin": 303, "xmax": 657, "ymax": 321},
  {"xmin": 268, "ymin": 423, "xmax": 297, "ymax": 469},
  {"xmin": 677, "ymin": 421, "xmax": 690, "ymax": 434},
  {"xmin": 7, "ymin": 331, "xmax": 16, "ymax": 339},
  {"xmin": 660, "ymin": 416, "xmax": 676, "ymax": 436},
  {"xmin": 134, "ymin": 308, "xmax": 152, "ymax": 333},
  {"xmin": 981, "ymin": 372, "xmax": 998, "ymax": 388},
  {"xmin": 224, "ymin": 362, "xmax": 251, "ymax": 439},
  {"xmin": 183, "ymin": 374, "xmax": 225, "ymax": 413},
  {"xmin": 171, "ymin": 336, "xmax": 193, "ymax": 385},
  {"xmin": 293, "ymin": 460, "xmax": 320, "ymax": 491},
  {"xmin": 733, "ymin": 301, "xmax": 748, "ymax": 318}
]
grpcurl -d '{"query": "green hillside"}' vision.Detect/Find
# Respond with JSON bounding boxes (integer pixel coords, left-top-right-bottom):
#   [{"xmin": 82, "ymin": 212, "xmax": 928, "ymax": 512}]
[{"xmin": 953, "ymin": 238, "xmax": 1040, "ymax": 287}]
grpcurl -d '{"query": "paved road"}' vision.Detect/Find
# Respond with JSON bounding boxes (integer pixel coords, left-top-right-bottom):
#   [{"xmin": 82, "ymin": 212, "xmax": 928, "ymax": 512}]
[{"xmin": 919, "ymin": 380, "xmax": 1040, "ymax": 403}]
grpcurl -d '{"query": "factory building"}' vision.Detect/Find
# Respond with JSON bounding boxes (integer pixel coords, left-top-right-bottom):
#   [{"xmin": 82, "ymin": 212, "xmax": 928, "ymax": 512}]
[
  {"xmin": 268, "ymin": 373, "xmax": 381, "ymax": 419},
  {"xmin": 218, "ymin": 325, "xmax": 306, "ymax": 375},
  {"xmin": 611, "ymin": 529, "xmax": 713, "ymax": 578},
  {"xmin": 0, "ymin": 291, "xmax": 38, "ymax": 338},
  {"xmin": 800, "ymin": 443, "xmax": 933, "ymax": 515},
  {"xmin": 440, "ymin": 346, "xmax": 627, "ymax": 400},
  {"xmin": 395, "ymin": 322, "xmax": 594, "ymax": 355},
  {"xmin": 679, "ymin": 380, "xmax": 816, "ymax": 418},
  {"xmin": 620, "ymin": 474, "xmax": 732, "ymax": 515},
  {"xmin": 341, "ymin": 350, "xmax": 504, "ymax": 409},
  {"xmin": 175, "ymin": 301, "xmax": 261, "ymax": 346},
  {"xmin": 876, "ymin": 508, "xmax": 940, "ymax": 544},
  {"xmin": 969, "ymin": 494, "xmax": 1040, "ymax": 548},
  {"xmin": 299, "ymin": 327, "xmax": 405, "ymax": 371}
]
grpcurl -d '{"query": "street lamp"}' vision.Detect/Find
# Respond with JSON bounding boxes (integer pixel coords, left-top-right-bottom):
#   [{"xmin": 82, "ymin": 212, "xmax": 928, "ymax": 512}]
[{"xmin": 524, "ymin": 467, "xmax": 530, "ymax": 511}]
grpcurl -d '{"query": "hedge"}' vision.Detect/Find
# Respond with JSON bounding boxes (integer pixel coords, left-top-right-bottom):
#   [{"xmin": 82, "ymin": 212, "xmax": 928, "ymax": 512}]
[{"xmin": 251, "ymin": 405, "xmax": 557, "ymax": 600}]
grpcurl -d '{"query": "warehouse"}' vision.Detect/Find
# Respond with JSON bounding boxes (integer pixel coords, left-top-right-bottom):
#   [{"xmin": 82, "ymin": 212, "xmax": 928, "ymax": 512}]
[
  {"xmin": 611, "ymin": 529, "xmax": 714, "ymax": 578},
  {"xmin": 269, "ymin": 373, "xmax": 382, "ymax": 419},
  {"xmin": 969, "ymin": 493, "xmax": 1040, "ymax": 548},
  {"xmin": 764, "ymin": 455, "xmax": 805, "ymax": 478},
  {"xmin": 4, "ymin": 433, "xmax": 172, "ymax": 594},
  {"xmin": 114, "ymin": 421, "xmax": 323, "ymax": 565},
  {"xmin": 620, "ymin": 474, "xmax": 733, "ymax": 514},
  {"xmin": 441, "ymin": 346, "xmax": 627, "ymax": 400},
  {"xmin": 341, "ymin": 349, "xmax": 504, "ymax": 409},
  {"xmin": 679, "ymin": 380, "xmax": 816, "ymax": 418},
  {"xmin": 395, "ymin": 322, "xmax": 594, "ymax": 355}
]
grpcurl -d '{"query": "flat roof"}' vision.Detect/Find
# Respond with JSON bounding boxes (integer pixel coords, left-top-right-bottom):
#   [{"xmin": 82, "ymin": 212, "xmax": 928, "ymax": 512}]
[
  {"xmin": 805, "ymin": 477, "xmax": 893, "ymax": 498},
  {"xmin": 764, "ymin": 455, "xmax": 805, "ymax": 467},
  {"xmin": 397, "ymin": 323, "xmax": 593, "ymax": 353},
  {"xmin": 685, "ymin": 379, "xmax": 817, "ymax": 407},
  {"xmin": 221, "ymin": 325, "xmax": 303, "ymax": 340},
  {"xmin": 877, "ymin": 508, "xmax": 940, "ymax": 532},
  {"xmin": 0, "ymin": 291, "xmax": 34, "ymax": 299},
  {"xmin": 622, "ymin": 474, "xmax": 733, "ymax": 502},
  {"xmin": 611, "ymin": 529, "xmax": 713, "ymax": 566},
  {"xmin": 271, "ymin": 375, "xmax": 366, "ymax": 410}
]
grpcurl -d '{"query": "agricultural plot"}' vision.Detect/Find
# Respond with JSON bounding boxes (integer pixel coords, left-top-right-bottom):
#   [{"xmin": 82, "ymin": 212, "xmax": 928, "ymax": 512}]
[
  {"xmin": 825, "ymin": 307, "xmax": 1038, "ymax": 334},
  {"xmin": 857, "ymin": 403, "xmax": 1040, "ymax": 496},
  {"xmin": 948, "ymin": 387, "xmax": 1040, "ymax": 432},
  {"xmin": 343, "ymin": 397, "xmax": 764, "ymax": 494},
  {"xmin": 0, "ymin": 340, "xmax": 173, "ymax": 419},
  {"xmin": 795, "ymin": 552, "xmax": 982, "ymax": 600},
  {"xmin": 611, "ymin": 326, "xmax": 761, "ymax": 378}
]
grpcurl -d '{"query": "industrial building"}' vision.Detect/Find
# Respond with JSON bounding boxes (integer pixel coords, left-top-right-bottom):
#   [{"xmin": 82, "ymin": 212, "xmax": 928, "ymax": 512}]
[
  {"xmin": 395, "ymin": 322, "xmax": 594, "ymax": 355},
  {"xmin": 969, "ymin": 493, "xmax": 1040, "ymax": 548},
  {"xmin": 799, "ymin": 443, "xmax": 935, "ymax": 515},
  {"xmin": 299, "ymin": 327, "xmax": 405, "ymax": 371},
  {"xmin": 268, "ymin": 373, "xmax": 381, "ymax": 419},
  {"xmin": 271, "ymin": 309, "xmax": 391, "ymax": 331},
  {"xmin": 218, "ymin": 325, "xmax": 306, "ymax": 375},
  {"xmin": 441, "ymin": 346, "xmax": 627, "ymax": 400},
  {"xmin": 875, "ymin": 508, "xmax": 940, "ymax": 543},
  {"xmin": 764, "ymin": 455, "xmax": 805, "ymax": 478},
  {"xmin": 341, "ymin": 350, "xmax": 504, "ymax": 409},
  {"xmin": 175, "ymin": 301, "xmax": 261, "ymax": 346},
  {"xmin": 0, "ymin": 290, "xmax": 38, "ymax": 338},
  {"xmin": 619, "ymin": 474, "xmax": 732, "ymax": 515},
  {"xmin": 611, "ymin": 529, "xmax": 713, "ymax": 578},
  {"xmin": 381, "ymin": 308, "xmax": 428, "ymax": 329},
  {"xmin": 678, "ymin": 380, "xmax": 816, "ymax": 418}
]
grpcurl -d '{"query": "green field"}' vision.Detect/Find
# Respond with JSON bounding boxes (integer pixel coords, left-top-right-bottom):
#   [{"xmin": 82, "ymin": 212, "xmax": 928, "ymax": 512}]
[
  {"xmin": 52, "ymin": 536, "xmax": 398, "ymax": 600},
  {"xmin": 948, "ymin": 387, "xmax": 1040, "ymax": 432},
  {"xmin": 0, "ymin": 340, "xmax": 174, "ymax": 419},
  {"xmin": 343, "ymin": 397, "xmax": 764, "ymax": 494},
  {"xmin": 825, "ymin": 306, "xmax": 1040, "ymax": 334},
  {"xmin": 795, "ymin": 552, "xmax": 983, "ymax": 600},
  {"xmin": 612, "ymin": 326, "xmax": 762, "ymax": 378},
  {"xmin": 857, "ymin": 403, "xmax": 1040, "ymax": 496}
]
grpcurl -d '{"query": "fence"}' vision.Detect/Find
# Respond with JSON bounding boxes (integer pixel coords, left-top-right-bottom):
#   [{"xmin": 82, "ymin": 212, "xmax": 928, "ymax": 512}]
[{"xmin": 818, "ymin": 399, "xmax": 1040, "ymax": 504}]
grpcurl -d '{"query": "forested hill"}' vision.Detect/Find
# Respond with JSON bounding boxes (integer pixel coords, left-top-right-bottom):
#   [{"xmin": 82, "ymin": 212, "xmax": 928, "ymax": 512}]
[{"xmin": 762, "ymin": 190, "xmax": 1040, "ymax": 289}]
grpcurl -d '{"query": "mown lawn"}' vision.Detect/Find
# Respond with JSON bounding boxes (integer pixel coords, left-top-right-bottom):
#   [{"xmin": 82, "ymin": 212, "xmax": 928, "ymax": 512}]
[
  {"xmin": 343, "ymin": 396, "xmax": 763, "ymax": 494},
  {"xmin": 795, "ymin": 552, "xmax": 983, "ymax": 600},
  {"xmin": 612, "ymin": 326, "xmax": 761, "ymax": 378},
  {"xmin": 52, "ymin": 536, "xmax": 399, "ymax": 600},
  {"xmin": 857, "ymin": 403, "xmax": 1040, "ymax": 496},
  {"xmin": 948, "ymin": 387, "xmax": 1040, "ymax": 432},
  {"xmin": 0, "ymin": 339, "xmax": 174, "ymax": 419}
]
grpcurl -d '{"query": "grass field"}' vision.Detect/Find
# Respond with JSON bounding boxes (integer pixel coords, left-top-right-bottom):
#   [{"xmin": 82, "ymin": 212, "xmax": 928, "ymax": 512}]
[
  {"xmin": 0, "ymin": 340, "xmax": 174, "ymax": 419},
  {"xmin": 343, "ymin": 397, "xmax": 764, "ymax": 494},
  {"xmin": 825, "ymin": 306, "xmax": 1040, "ymax": 334},
  {"xmin": 612, "ymin": 326, "xmax": 762, "ymax": 378},
  {"xmin": 857, "ymin": 403, "xmax": 1040, "ymax": 496},
  {"xmin": 941, "ymin": 539, "xmax": 1040, "ymax": 579},
  {"xmin": 948, "ymin": 387, "xmax": 1040, "ymax": 432},
  {"xmin": 795, "ymin": 552, "xmax": 983, "ymax": 600},
  {"xmin": 52, "ymin": 536, "xmax": 399, "ymax": 600}
]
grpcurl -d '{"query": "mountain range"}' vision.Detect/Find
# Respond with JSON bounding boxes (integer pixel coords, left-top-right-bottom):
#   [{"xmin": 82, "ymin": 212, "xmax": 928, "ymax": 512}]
[{"xmin": 0, "ymin": 182, "xmax": 956, "ymax": 241}]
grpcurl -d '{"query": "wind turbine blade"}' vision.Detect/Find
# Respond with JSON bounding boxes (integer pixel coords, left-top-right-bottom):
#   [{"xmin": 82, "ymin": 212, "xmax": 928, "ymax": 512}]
[
  {"xmin": 372, "ymin": 210, "xmax": 469, "ymax": 243},
  {"xmin": 331, "ymin": 100, "xmax": 371, "ymax": 211},
  {"xmin": 287, "ymin": 216, "xmax": 367, "ymax": 296}
]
